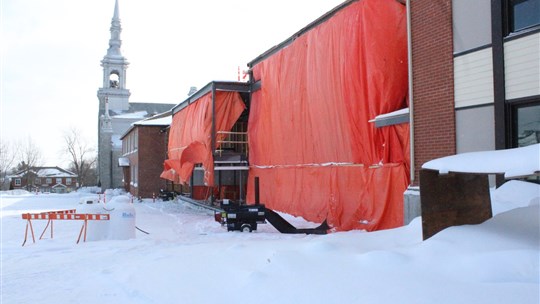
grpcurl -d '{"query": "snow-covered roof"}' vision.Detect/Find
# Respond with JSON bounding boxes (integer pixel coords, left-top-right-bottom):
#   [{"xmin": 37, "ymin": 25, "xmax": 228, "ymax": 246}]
[
  {"xmin": 37, "ymin": 167, "xmax": 76, "ymax": 177},
  {"xmin": 113, "ymin": 111, "xmax": 148, "ymax": 119},
  {"xmin": 373, "ymin": 107, "xmax": 409, "ymax": 120},
  {"xmin": 369, "ymin": 107, "xmax": 409, "ymax": 127},
  {"xmin": 135, "ymin": 115, "xmax": 171, "ymax": 126},
  {"xmin": 38, "ymin": 168, "xmax": 64, "ymax": 177},
  {"xmin": 119, "ymin": 112, "xmax": 172, "ymax": 139},
  {"xmin": 422, "ymin": 144, "xmax": 540, "ymax": 178},
  {"xmin": 10, "ymin": 167, "xmax": 77, "ymax": 178}
]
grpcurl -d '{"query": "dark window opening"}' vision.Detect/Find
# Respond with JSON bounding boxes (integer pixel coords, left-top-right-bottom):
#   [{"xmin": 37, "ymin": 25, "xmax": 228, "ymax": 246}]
[
  {"xmin": 506, "ymin": 0, "xmax": 540, "ymax": 34},
  {"xmin": 511, "ymin": 100, "xmax": 540, "ymax": 148},
  {"xmin": 509, "ymin": 99, "xmax": 540, "ymax": 183}
]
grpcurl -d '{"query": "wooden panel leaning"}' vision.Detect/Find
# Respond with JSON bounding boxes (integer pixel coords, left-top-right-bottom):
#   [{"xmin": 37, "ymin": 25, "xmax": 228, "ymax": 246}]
[{"xmin": 420, "ymin": 169, "xmax": 493, "ymax": 240}]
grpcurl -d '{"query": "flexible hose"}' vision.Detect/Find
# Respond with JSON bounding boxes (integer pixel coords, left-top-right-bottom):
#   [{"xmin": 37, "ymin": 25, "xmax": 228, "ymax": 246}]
[{"xmin": 136, "ymin": 226, "xmax": 149, "ymax": 234}]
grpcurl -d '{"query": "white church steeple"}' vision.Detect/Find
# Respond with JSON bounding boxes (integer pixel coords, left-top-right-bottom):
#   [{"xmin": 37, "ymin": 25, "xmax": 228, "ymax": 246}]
[
  {"xmin": 97, "ymin": 0, "xmax": 130, "ymax": 113},
  {"xmin": 106, "ymin": 0, "xmax": 123, "ymax": 58},
  {"xmin": 97, "ymin": 0, "xmax": 130, "ymax": 191}
]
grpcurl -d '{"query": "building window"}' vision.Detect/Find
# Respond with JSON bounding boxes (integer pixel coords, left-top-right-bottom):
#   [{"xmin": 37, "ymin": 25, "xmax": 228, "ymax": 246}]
[
  {"xmin": 66, "ymin": 178, "xmax": 72, "ymax": 185},
  {"xmin": 510, "ymin": 99, "xmax": 540, "ymax": 184},
  {"xmin": 35, "ymin": 178, "xmax": 41, "ymax": 184},
  {"xmin": 15, "ymin": 178, "xmax": 21, "ymax": 186},
  {"xmin": 56, "ymin": 178, "xmax": 62, "ymax": 184},
  {"xmin": 506, "ymin": 0, "xmax": 540, "ymax": 34},
  {"xmin": 130, "ymin": 165, "xmax": 135, "ymax": 185},
  {"xmin": 512, "ymin": 102, "xmax": 540, "ymax": 147},
  {"xmin": 46, "ymin": 178, "xmax": 52, "ymax": 184},
  {"xmin": 133, "ymin": 164, "xmax": 138, "ymax": 186}
]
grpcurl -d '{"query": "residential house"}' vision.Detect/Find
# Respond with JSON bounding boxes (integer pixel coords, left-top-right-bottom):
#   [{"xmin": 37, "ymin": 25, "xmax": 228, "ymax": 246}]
[{"xmin": 10, "ymin": 167, "xmax": 78, "ymax": 193}]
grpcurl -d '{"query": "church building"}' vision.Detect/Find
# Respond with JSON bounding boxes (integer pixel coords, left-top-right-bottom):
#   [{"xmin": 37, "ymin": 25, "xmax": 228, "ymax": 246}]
[{"xmin": 97, "ymin": 0, "xmax": 175, "ymax": 190}]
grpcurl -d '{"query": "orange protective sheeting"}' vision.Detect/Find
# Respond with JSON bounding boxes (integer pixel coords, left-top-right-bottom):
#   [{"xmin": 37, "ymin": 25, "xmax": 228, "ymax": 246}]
[
  {"xmin": 163, "ymin": 91, "xmax": 245, "ymax": 186},
  {"xmin": 247, "ymin": 0, "xmax": 409, "ymax": 231},
  {"xmin": 160, "ymin": 160, "xmax": 181, "ymax": 184}
]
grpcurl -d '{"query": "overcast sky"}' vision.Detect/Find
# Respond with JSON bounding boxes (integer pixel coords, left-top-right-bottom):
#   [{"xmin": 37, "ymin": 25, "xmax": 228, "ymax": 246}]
[{"xmin": 1, "ymin": 0, "xmax": 344, "ymax": 168}]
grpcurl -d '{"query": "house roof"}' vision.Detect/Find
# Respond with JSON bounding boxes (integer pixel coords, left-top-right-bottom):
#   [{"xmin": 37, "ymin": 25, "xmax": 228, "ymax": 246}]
[{"xmin": 11, "ymin": 167, "xmax": 77, "ymax": 178}]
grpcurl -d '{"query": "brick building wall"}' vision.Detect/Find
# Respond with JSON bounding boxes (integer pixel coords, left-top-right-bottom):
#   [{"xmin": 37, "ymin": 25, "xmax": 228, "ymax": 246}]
[
  {"xmin": 410, "ymin": 0, "xmax": 456, "ymax": 185},
  {"xmin": 134, "ymin": 126, "xmax": 168, "ymax": 198}
]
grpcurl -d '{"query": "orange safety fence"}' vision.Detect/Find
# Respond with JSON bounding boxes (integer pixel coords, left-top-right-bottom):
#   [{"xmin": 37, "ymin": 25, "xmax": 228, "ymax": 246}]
[{"xmin": 21, "ymin": 209, "xmax": 110, "ymax": 246}]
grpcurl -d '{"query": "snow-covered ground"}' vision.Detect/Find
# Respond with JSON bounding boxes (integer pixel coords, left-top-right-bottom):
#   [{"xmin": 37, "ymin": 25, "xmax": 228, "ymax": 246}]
[{"xmin": 1, "ymin": 180, "xmax": 538, "ymax": 304}]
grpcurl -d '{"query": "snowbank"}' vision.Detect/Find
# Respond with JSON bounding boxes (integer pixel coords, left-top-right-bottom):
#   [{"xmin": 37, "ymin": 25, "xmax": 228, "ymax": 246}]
[
  {"xmin": 422, "ymin": 144, "xmax": 540, "ymax": 178},
  {"xmin": 491, "ymin": 180, "xmax": 540, "ymax": 215},
  {"xmin": 76, "ymin": 186, "xmax": 101, "ymax": 194},
  {"xmin": 1, "ymin": 179, "xmax": 538, "ymax": 304},
  {"xmin": 0, "ymin": 189, "xmax": 32, "ymax": 196}
]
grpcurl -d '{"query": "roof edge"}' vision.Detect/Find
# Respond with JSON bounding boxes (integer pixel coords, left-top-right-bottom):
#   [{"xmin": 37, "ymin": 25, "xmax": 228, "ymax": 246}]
[
  {"xmin": 172, "ymin": 81, "xmax": 250, "ymax": 115},
  {"xmin": 247, "ymin": 0, "xmax": 358, "ymax": 68}
]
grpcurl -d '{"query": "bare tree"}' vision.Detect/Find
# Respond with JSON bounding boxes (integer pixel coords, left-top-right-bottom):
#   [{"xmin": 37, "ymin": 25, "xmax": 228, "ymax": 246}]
[
  {"xmin": 16, "ymin": 137, "xmax": 43, "ymax": 190},
  {"xmin": 0, "ymin": 140, "xmax": 17, "ymax": 190},
  {"xmin": 62, "ymin": 127, "xmax": 96, "ymax": 187},
  {"xmin": 18, "ymin": 137, "xmax": 42, "ymax": 167}
]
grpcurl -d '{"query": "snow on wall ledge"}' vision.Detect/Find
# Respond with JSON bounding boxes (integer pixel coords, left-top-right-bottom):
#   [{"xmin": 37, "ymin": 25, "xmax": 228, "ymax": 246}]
[{"xmin": 422, "ymin": 144, "xmax": 540, "ymax": 178}]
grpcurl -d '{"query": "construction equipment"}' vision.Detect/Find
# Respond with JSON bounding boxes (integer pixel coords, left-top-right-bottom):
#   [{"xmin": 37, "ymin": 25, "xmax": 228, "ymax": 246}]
[{"xmin": 214, "ymin": 177, "xmax": 329, "ymax": 234}]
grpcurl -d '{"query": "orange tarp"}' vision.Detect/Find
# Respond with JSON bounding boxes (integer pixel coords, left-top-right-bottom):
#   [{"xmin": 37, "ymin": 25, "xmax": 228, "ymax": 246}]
[
  {"xmin": 163, "ymin": 91, "xmax": 245, "ymax": 186},
  {"xmin": 247, "ymin": 0, "xmax": 409, "ymax": 231},
  {"xmin": 160, "ymin": 160, "xmax": 181, "ymax": 184}
]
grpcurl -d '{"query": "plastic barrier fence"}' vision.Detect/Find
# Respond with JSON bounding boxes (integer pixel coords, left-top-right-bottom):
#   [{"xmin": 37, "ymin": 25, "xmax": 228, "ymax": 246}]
[{"xmin": 21, "ymin": 209, "xmax": 110, "ymax": 246}]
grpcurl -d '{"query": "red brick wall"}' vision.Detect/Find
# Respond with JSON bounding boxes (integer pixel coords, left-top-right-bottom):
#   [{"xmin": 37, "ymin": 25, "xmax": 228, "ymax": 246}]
[
  {"xmin": 410, "ymin": 0, "xmax": 456, "ymax": 185},
  {"xmin": 135, "ymin": 126, "xmax": 168, "ymax": 198},
  {"xmin": 11, "ymin": 175, "xmax": 77, "ymax": 191}
]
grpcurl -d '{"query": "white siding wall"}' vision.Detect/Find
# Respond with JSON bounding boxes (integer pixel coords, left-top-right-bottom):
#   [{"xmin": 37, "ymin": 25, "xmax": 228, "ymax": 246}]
[
  {"xmin": 456, "ymin": 106, "xmax": 495, "ymax": 153},
  {"xmin": 504, "ymin": 32, "xmax": 540, "ymax": 100},
  {"xmin": 454, "ymin": 48, "xmax": 494, "ymax": 108}
]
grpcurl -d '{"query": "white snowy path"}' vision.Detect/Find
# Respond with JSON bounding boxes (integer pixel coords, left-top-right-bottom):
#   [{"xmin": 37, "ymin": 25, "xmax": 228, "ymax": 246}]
[{"xmin": 1, "ymin": 189, "xmax": 539, "ymax": 304}]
